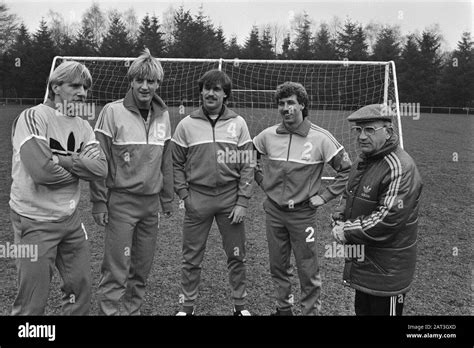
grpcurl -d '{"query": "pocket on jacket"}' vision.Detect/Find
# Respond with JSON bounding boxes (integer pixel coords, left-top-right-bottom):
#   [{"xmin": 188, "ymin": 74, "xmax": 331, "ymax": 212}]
[
  {"xmin": 364, "ymin": 255, "xmax": 389, "ymax": 275},
  {"xmin": 112, "ymin": 145, "xmax": 137, "ymax": 186}
]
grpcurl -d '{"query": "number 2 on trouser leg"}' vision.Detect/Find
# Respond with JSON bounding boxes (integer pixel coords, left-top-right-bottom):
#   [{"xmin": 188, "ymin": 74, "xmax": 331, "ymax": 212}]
[{"xmin": 305, "ymin": 226, "xmax": 315, "ymax": 243}]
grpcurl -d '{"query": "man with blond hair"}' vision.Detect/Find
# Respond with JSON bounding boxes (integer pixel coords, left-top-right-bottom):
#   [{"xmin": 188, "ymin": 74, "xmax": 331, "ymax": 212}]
[
  {"xmin": 91, "ymin": 48, "xmax": 174, "ymax": 315},
  {"xmin": 10, "ymin": 60, "xmax": 108, "ymax": 315}
]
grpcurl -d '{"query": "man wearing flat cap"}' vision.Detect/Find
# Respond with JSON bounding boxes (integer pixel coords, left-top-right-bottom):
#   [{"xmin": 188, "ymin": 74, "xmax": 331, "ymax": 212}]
[{"xmin": 331, "ymin": 103, "xmax": 423, "ymax": 315}]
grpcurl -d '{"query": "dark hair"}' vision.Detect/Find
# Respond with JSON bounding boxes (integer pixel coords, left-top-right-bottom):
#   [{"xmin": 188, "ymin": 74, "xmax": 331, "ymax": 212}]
[
  {"xmin": 275, "ymin": 81, "xmax": 309, "ymax": 118},
  {"xmin": 198, "ymin": 69, "xmax": 232, "ymax": 102}
]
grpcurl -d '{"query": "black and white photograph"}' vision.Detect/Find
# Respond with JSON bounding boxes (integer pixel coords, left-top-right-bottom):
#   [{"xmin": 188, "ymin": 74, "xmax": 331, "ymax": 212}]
[{"xmin": 0, "ymin": 0, "xmax": 472, "ymax": 345}]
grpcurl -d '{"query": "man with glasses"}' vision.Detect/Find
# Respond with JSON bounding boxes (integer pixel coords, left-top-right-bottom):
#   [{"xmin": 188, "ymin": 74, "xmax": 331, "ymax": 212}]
[{"xmin": 331, "ymin": 103, "xmax": 423, "ymax": 316}]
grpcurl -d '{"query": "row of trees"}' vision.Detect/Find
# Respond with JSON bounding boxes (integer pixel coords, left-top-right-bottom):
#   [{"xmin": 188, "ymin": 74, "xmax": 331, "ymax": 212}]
[{"xmin": 1, "ymin": 3, "xmax": 473, "ymax": 107}]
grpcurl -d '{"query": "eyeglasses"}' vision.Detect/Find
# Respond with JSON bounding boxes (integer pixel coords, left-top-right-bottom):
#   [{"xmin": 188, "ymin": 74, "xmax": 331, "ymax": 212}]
[{"xmin": 351, "ymin": 126, "xmax": 386, "ymax": 136}]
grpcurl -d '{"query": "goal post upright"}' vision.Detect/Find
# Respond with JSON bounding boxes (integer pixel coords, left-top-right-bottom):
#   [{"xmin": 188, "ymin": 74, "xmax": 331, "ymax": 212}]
[
  {"xmin": 390, "ymin": 60, "xmax": 404, "ymax": 149},
  {"xmin": 43, "ymin": 55, "xmax": 60, "ymax": 103},
  {"xmin": 383, "ymin": 64, "xmax": 389, "ymax": 105}
]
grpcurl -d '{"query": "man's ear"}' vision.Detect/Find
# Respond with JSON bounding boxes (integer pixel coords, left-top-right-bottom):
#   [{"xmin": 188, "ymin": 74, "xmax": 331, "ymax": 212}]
[{"xmin": 51, "ymin": 84, "xmax": 60, "ymax": 95}]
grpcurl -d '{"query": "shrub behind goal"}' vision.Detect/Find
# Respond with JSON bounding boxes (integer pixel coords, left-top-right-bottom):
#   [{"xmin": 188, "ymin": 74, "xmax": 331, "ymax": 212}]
[{"xmin": 46, "ymin": 57, "xmax": 403, "ymax": 174}]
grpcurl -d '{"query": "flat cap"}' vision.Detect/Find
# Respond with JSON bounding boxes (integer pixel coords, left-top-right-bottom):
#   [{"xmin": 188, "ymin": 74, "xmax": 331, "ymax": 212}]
[{"xmin": 347, "ymin": 104, "xmax": 393, "ymax": 122}]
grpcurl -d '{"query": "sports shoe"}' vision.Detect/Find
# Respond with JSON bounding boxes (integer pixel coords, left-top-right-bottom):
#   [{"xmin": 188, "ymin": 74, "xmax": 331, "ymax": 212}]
[
  {"xmin": 270, "ymin": 308, "xmax": 293, "ymax": 316},
  {"xmin": 175, "ymin": 309, "xmax": 195, "ymax": 316},
  {"xmin": 233, "ymin": 309, "xmax": 251, "ymax": 316}
]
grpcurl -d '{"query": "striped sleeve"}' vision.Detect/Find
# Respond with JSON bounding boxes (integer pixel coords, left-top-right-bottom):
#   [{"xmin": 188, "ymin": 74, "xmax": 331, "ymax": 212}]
[
  {"xmin": 171, "ymin": 120, "xmax": 189, "ymax": 199},
  {"xmin": 94, "ymin": 103, "xmax": 114, "ymax": 138},
  {"xmin": 12, "ymin": 108, "xmax": 77, "ymax": 186},
  {"xmin": 164, "ymin": 110, "xmax": 172, "ymax": 140},
  {"xmin": 171, "ymin": 118, "xmax": 188, "ymax": 148},
  {"xmin": 252, "ymin": 129, "xmax": 266, "ymax": 155},
  {"xmin": 13, "ymin": 109, "xmax": 48, "ymax": 149},
  {"xmin": 237, "ymin": 116, "xmax": 253, "ymax": 147},
  {"xmin": 236, "ymin": 117, "xmax": 254, "ymax": 207},
  {"xmin": 342, "ymin": 153, "xmax": 406, "ymax": 244},
  {"xmin": 311, "ymin": 125, "xmax": 344, "ymax": 163}
]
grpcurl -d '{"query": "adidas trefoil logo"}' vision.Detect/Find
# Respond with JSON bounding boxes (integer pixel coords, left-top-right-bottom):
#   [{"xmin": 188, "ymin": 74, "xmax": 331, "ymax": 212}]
[
  {"xmin": 49, "ymin": 132, "xmax": 84, "ymax": 156},
  {"xmin": 361, "ymin": 185, "xmax": 372, "ymax": 198}
]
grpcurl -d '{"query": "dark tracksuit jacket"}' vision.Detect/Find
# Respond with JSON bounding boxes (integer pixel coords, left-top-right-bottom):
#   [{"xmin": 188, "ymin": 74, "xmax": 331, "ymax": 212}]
[{"xmin": 333, "ymin": 136, "xmax": 423, "ymax": 297}]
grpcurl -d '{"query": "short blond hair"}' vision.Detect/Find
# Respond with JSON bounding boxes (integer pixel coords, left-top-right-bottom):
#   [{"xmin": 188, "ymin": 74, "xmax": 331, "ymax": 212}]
[
  {"xmin": 48, "ymin": 61, "xmax": 92, "ymax": 100},
  {"xmin": 127, "ymin": 48, "xmax": 164, "ymax": 83}
]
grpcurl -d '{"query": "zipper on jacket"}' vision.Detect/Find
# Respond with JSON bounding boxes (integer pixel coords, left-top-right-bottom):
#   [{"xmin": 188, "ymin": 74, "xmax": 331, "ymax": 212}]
[
  {"xmin": 286, "ymin": 134, "xmax": 293, "ymax": 161},
  {"xmin": 140, "ymin": 115, "xmax": 149, "ymax": 144},
  {"xmin": 281, "ymin": 134, "xmax": 293, "ymax": 205},
  {"xmin": 204, "ymin": 106, "xmax": 225, "ymax": 190},
  {"xmin": 212, "ymin": 122, "xmax": 218, "ymax": 188}
]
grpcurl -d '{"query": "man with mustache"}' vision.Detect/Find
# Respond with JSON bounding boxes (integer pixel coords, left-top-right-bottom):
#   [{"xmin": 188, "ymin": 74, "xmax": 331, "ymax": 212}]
[
  {"xmin": 172, "ymin": 69, "xmax": 253, "ymax": 316},
  {"xmin": 331, "ymin": 104, "xmax": 422, "ymax": 315},
  {"xmin": 253, "ymin": 81, "xmax": 352, "ymax": 315},
  {"xmin": 90, "ymin": 49, "xmax": 174, "ymax": 315},
  {"xmin": 10, "ymin": 61, "xmax": 107, "ymax": 315}
]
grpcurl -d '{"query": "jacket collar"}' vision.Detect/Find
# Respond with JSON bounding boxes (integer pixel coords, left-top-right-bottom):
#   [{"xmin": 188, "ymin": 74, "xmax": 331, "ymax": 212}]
[
  {"xmin": 190, "ymin": 105, "xmax": 238, "ymax": 121},
  {"xmin": 44, "ymin": 99, "xmax": 57, "ymax": 111},
  {"xmin": 123, "ymin": 89, "xmax": 167, "ymax": 118},
  {"xmin": 276, "ymin": 118, "xmax": 311, "ymax": 137}
]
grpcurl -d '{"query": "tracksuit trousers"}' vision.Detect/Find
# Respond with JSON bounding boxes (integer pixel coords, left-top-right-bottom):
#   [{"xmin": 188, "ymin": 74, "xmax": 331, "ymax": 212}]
[
  {"xmin": 355, "ymin": 291, "xmax": 406, "ymax": 315},
  {"xmin": 180, "ymin": 187, "xmax": 247, "ymax": 309},
  {"xmin": 263, "ymin": 198, "xmax": 322, "ymax": 315},
  {"xmin": 10, "ymin": 209, "xmax": 91, "ymax": 315},
  {"xmin": 97, "ymin": 190, "xmax": 160, "ymax": 316}
]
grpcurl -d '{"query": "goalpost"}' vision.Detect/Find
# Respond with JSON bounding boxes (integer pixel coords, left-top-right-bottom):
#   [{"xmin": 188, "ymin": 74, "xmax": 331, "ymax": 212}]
[{"xmin": 45, "ymin": 57, "xmax": 403, "ymax": 178}]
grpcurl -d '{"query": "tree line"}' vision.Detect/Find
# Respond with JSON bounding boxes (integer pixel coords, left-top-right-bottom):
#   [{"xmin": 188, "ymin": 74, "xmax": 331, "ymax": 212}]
[{"xmin": 0, "ymin": 3, "xmax": 473, "ymax": 108}]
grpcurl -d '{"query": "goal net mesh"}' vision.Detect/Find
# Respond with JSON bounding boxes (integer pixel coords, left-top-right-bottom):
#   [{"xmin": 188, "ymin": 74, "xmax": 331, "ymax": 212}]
[{"xmin": 47, "ymin": 57, "xmax": 401, "ymax": 175}]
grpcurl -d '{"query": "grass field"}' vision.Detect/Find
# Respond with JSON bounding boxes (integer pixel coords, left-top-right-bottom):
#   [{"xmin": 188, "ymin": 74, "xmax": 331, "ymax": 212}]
[{"xmin": 0, "ymin": 105, "xmax": 472, "ymax": 316}]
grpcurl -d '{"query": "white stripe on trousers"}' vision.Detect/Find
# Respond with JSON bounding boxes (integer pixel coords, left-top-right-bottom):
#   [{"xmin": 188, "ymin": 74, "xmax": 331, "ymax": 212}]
[{"xmin": 390, "ymin": 296, "xmax": 396, "ymax": 316}]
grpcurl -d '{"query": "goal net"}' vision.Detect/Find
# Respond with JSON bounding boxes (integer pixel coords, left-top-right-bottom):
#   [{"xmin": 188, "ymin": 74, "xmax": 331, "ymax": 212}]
[{"xmin": 46, "ymin": 57, "xmax": 402, "ymax": 177}]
